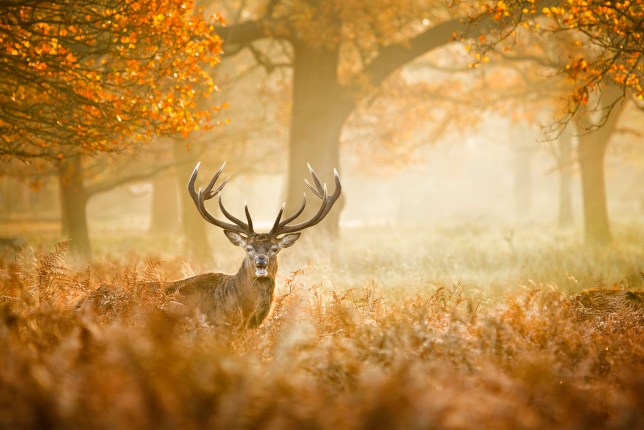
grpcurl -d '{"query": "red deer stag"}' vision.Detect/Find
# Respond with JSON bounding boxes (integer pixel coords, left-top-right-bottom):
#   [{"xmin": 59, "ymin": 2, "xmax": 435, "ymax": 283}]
[{"xmin": 162, "ymin": 162, "xmax": 341, "ymax": 328}]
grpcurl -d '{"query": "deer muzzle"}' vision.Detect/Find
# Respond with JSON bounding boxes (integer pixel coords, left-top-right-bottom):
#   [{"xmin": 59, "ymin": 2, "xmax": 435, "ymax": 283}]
[{"xmin": 254, "ymin": 255, "xmax": 269, "ymax": 277}]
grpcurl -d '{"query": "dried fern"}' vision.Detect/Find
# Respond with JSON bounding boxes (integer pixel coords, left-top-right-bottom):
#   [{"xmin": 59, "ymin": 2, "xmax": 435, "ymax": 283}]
[
  {"xmin": 141, "ymin": 259, "xmax": 162, "ymax": 283},
  {"xmin": 36, "ymin": 241, "xmax": 69, "ymax": 288},
  {"xmin": 29, "ymin": 241, "xmax": 75, "ymax": 307}
]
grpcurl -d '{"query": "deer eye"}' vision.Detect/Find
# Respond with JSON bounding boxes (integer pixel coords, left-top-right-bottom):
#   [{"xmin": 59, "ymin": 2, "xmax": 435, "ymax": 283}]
[
  {"xmin": 270, "ymin": 246, "xmax": 278, "ymax": 254},
  {"xmin": 245, "ymin": 246, "xmax": 254, "ymax": 253}
]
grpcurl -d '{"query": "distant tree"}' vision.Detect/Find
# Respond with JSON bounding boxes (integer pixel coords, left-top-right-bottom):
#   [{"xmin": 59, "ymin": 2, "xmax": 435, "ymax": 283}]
[
  {"xmin": 554, "ymin": 124, "xmax": 575, "ymax": 228},
  {"xmin": 215, "ymin": 1, "xmax": 513, "ymax": 238},
  {"xmin": 149, "ymin": 175, "xmax": 180, "ymax": 234},
  {"xmin": 57, "ymin": 147, "xmax": 197, "ymax": 259},
  {"xmin": 475, "ymin": 0, "xmax": 643, "ymax": 113},
  {"xmin": 574, "ymin": 85, "xmax": 623, "ymax": 243},
  {"xmin": 211, "ymin": 1, "xmax": 640, "ymax": 243},
  {"xmin": 537, "ymin": 0, "xmax": 641, "ymax": 243},
  {"xmin": 476, "ymin": 0, "xmax": 643, "ymax": 243},
  {"xmin": 0, "ymin": 0, "xmax": 224, "ymax": 259}
]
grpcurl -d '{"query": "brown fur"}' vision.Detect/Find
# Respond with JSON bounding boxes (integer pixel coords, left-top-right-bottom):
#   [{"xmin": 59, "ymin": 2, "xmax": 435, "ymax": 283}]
[
  {"xmin": 160, "ymin": 233, "xmax": 289, "ymax": 328},
  {"xmin": 170, "ymin": 161, "xmax": 339, "ymax": 328}
]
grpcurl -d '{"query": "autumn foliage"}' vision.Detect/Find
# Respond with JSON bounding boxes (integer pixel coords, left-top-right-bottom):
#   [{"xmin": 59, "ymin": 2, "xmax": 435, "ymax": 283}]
[
  {"xmin": 0, "ymin": 234, "xmax": 642, "ymax": 429},
  {"xmin": 0, "ymin": 0, "xmax": 223, "ymax": 161},
  {"xmin": 545, "ymin": 0, "xmax": 643, "ymax": 103},
  {"xmin": 480, "ymin": 0, "xmax": 643, "ymax": 107}
]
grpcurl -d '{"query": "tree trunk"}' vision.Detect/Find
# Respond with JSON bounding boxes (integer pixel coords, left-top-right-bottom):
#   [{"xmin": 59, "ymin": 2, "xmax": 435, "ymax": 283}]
[
  {"xmin": 57, "ymin": 155, "xmax": 91, "ymax": 262},
  {"xmin": 577, "ymin": 134, "xmax": 610, "ymax": 243},
  {"xmin": 285, "ymin": 42, "xmax": 352, "ymax": 240},
  {"xmin": 513, "ymin": 143, "xmax": 532, "ymax": 220},
  {"xmin": 575, "ymin": 87, "xmax": 622, "ymax": 244},
  {"xmin": 173, "ymin": 143, "xmax": 212, "ymax": 261},
  {"xmin": 557, "ymin": 124, "xmax": 574, "ymax": 227},
  {"xmin": 149, "ymin": 174, "xmax": 180, "ymax": 234}
]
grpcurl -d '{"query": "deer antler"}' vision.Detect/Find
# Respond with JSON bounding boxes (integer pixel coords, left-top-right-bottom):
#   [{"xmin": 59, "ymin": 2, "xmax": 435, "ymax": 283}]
[
  {"xmin": 269, "ymin": 163, "xmax": 342, "ymax": 235},
  {"xmin": 188, "ymin": 162, "xmax": 255, "ymax": 235}
]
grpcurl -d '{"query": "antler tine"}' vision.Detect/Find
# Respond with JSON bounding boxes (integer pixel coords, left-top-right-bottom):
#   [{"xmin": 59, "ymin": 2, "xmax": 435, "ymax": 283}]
[
  {"xmin": 187, "ymin": 162, "xmax": 252, "ymax": 235},
  {"xmin": 218, "ymin": 193, "xmax": 254, "ymax": 232},
  {"xmin": 304, "ymin": 178, "xmax": 324, "ymax": 199},
  {"xmin": 307, "ymin": 163, "xmax": 324, "ymax": 192},
  {"xmin": 316, "ymin": 170, "xmax": 342, "ymax": 219},
  {"xmin": 202, "ymin": 162, "xmax": 227, "ymax": 198},
  {"xmin": 269, "ymin": 193, "xmax": 307, "ymax": 235},
  {"xmin": 272, "ymin": 165, "xmax": 342, "ymax": 235},
  {"xmin": 270, "ymin": 202, "xmax": 285, "ymax": 234},
  {"xmin": 188, "ymin": 162, "xmax": 202, "ymax": 201},
  {"xmin": 279, "ymin": 193, "xmax": 307, "ymax": 226},
  {"xmin": 244, "ymin": 201, "xmax": 254, "ymax": 233}
]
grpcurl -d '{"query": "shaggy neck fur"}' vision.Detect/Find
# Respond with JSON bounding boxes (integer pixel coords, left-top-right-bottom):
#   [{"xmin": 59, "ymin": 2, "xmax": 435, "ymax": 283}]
[{"xmin": 235, "ymin": 255, "xmax": 277, "ymax": 328}]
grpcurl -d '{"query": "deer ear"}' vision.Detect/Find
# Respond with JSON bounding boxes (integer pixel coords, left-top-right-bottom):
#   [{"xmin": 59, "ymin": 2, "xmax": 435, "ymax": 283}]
[
  {"xmin": 223, "ymin": 230, "xmax": 247, "ymax": 247},
  {"xmin": 278, "ymin": 233, "xmax": 301, "ymax": 249}
]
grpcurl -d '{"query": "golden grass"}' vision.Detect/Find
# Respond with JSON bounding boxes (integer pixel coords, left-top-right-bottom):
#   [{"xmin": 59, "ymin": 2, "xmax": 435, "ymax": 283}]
[{"xmin": 0, "ymin": 224, "xmax": 643, "ymax": 429}]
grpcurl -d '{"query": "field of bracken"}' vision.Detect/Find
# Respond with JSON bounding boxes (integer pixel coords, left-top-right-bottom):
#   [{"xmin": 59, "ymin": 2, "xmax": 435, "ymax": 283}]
[{"xmin": 0, "ymin": 223, "xmax": 642, "ymax": 429}]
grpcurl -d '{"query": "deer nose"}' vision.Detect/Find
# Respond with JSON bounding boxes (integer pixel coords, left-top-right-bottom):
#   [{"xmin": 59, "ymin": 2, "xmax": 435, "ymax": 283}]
[{"xmin": 255, "ymin": 255, "xmax": 269, "ymax": 268}]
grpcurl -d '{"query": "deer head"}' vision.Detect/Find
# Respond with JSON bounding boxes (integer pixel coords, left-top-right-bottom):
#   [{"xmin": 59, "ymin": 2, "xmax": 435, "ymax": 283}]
[{"xmin": 188, "ymin": 162, "xmax": 341, "ymax": 278}]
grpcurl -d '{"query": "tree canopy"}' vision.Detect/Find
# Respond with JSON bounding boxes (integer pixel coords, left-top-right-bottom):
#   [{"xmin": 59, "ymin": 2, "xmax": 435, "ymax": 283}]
[
  {"xmin": 0, "ymin": 0, "xmax": 224, "ymax": 161},
  {"xmin": 477, "ymin": 0, "xmax": 643, "ymax": 113}
]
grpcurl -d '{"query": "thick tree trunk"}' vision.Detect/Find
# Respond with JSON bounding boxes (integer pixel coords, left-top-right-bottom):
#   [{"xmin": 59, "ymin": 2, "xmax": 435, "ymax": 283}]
[
  {"xmin": 575, "ymin": 87, "xmax": 622, "ymax": 244},
  {"xmin": 173, "ymin": 143, "xmax": 212, "ymax": 260},
  {"xmin": 557, "ymin": 125, "xmax": 574, "ymax": 227},
  {"xmin": 149, "ymin": 174, "xmax": 180, "ymax": 234},
  {"xmin": 57, "ymin": 156, "xmax": 91, "ymax": 261},
  {"xmin": 285, "ymin": 42, "xmax": 352, "ymax": 240}
]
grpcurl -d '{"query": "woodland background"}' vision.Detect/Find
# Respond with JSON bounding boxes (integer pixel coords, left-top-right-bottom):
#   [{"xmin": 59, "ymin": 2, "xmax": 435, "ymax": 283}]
[{"xmin": 0, "ymin": 1, "xmax": 643, "ymax": 428}]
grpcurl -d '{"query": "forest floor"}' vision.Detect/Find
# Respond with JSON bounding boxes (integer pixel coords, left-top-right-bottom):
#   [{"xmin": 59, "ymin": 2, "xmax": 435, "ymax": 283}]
[{"xmin": 0, "ymin": 221, "xmax": 642, "ymax": 429}]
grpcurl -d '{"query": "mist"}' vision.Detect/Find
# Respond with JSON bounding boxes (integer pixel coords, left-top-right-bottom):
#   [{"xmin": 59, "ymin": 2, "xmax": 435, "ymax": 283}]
[{"xmin": 1, "ymin": 1, "xmax": 643, "ymax": 428}]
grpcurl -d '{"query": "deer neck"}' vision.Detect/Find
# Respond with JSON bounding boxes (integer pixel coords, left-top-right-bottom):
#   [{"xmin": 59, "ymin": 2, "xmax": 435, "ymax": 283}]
[{"xmin": 235, "ymin": 256, "xmax": 277, "ymax": 328}]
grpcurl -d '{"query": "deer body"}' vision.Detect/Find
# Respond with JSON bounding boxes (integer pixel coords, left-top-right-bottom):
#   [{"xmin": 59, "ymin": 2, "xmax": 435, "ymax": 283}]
[
  {"xmin": 164, "ymin": 233, "xmax": 293, "ymax": 328},
  {"xmin": 160, "ymin": 162, "xmax": 341, "ymax": 328},
  {"xmin": 164, "ymin": 267, "xmax": 275, "ymax": 328}
]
